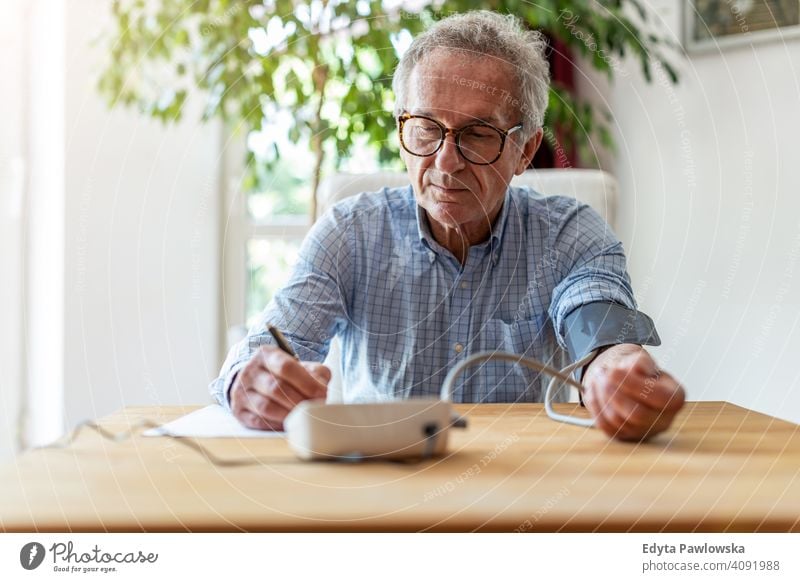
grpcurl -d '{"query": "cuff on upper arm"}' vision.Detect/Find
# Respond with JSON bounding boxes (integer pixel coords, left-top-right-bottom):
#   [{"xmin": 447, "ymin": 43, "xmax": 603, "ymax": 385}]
[{"xmin": 563, "ymin": 301, "xmax": 661, "ymax": 362}]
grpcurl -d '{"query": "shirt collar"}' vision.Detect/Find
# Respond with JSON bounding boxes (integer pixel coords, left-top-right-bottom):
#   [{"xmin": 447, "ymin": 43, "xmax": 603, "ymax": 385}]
[{"xmin": 414, "ymin": 186, "xmax": 512, "ymax": 266}]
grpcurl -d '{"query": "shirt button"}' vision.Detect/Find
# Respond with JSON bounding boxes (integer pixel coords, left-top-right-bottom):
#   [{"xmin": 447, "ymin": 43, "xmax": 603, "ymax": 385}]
[
  {"xmin": 460, "ymin": 281, "xmax": 468, "ymax": 289},
  {"xmin": 454, "ymin": 343, "xmax": 464, "ymax": 353}
]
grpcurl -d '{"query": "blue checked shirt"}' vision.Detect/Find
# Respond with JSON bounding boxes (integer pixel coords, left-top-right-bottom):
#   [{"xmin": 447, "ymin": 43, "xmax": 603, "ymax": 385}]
[{"xmin": 210, "ymin": 184, "xmax": 639, "ymax": 408}]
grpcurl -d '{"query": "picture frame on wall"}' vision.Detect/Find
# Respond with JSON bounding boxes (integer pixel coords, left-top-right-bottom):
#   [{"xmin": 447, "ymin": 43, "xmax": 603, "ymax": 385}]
[{"xmin": 684, "ymin": 0, "xmax": 800, "ymax": 53}]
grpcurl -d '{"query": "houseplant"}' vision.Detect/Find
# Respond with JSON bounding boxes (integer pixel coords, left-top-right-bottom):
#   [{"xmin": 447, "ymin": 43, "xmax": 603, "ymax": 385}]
[{"xmin": 99, "ymin": 0, "xmax": 679, "ymax": 218}]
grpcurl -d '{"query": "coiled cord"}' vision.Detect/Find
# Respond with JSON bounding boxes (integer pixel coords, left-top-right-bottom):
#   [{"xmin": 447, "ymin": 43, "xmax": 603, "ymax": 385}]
[{"xmin": 440, "ymin": 350, "xmax": 598, "ymax": 428}]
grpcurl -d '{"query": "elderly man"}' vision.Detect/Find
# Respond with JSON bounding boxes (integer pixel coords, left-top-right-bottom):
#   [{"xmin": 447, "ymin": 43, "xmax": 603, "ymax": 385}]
[{"xmin": 210, "ymin": 10, "xmax": 685, "ymax": 441}]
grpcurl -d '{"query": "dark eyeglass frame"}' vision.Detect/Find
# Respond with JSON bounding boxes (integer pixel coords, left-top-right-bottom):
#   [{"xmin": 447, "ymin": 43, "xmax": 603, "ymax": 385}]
[{"xmin": 398, "ymin": 112, "xmax": 524, "ymax": 165}]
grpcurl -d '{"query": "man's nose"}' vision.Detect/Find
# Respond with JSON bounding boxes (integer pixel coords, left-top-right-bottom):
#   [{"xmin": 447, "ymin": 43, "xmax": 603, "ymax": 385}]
[{"xmin": 434, "ymin": 131, "xmax": 465, "ymax": 174}]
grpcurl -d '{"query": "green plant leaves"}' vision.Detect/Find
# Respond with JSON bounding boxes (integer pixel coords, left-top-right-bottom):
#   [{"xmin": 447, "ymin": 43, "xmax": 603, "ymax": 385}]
[{"xmin": 98, "ymin": 0, "xmax": 680, "ymax": 210}]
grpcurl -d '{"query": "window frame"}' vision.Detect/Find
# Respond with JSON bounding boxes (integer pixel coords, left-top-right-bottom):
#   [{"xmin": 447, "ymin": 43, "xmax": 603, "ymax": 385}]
[{"xmin": 220, "ymin": 134, "xmax": 311, "ymax": 354}]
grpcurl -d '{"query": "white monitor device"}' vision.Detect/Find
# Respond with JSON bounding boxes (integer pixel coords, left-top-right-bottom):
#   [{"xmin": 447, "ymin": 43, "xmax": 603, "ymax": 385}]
[{"xmin": 284, "ymin": 399, "xmax": 460, "ymax": 461}]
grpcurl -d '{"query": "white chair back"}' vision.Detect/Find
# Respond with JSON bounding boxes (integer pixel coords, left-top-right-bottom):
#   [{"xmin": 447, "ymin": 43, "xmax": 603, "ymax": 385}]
[{"xmin": 318, "ymin": 169, "xmax": 617, "ymax": 226}]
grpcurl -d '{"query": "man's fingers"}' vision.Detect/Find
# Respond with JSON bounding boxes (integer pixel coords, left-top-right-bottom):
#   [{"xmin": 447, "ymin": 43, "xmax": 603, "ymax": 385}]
[
  {"xmin": 260, "ymin": 349, "xmax": 325, "ymax": 399},
  {"xmin": 606, "ymin": 392, "xmax": 664, "ymax": 433},
  {"xmin": 259, "ymin": 347, "xmax": 304, "ymax": 381},
  {"xmin": 240, "ymin": 409, "xmax": 285, "ymax": 431},
  {"xmin": 239, "ymin": 388, "xmax": 270, "ymax": 414},
  {"xmin": 303, "ymin": 362, "xmax": 332, "ymax": 386},
  {"xmin": 585, "ymin": 386, "xmax": 640, "ymax": 440},
  {"xmin": 230, "ymin": 347, "xmax": 328, "ymax": 431},
  {"xmin": 603, "ymin": 400, "xmax": 673, "ymax": 441},
  {"xmin": 593, "ymin": 406, "xmax": 640, "ymax": 441},
  {"xmin": 584, "ymin": 362, "xmax": 683, "ymax": 441},
  {"xmin": 266, "ymin": 382, "xmax": 312, "ymax": 411},
  {"xmin": 240, "ymin": 365, "xmax": 275, "ymax": 397},
  {"xmin": 630, "ymin": 373, "xmax": 686, "ymax": 413},
  {"xmin": 243, "ymin": 348, "xmax": 327, "ymax": 399},
  {"xmin": 603, "ymin": 364, "xmax": 685, "ymax": 413},
  {"xmin": 239, "ymin": 368, "xmax": 319, "ymax": 415},
  {"xmin": 627, "ymin": 350, "xmax": 659, "ymax": 377},
  {"xmin": 302, "ymin": 363, "xmax": 330, "ymax": 400},
  {"xmin": 241, "ymin": 388, "xmax": 289, "ymax": 422},
  {"xmin": 591, "ymin": 407, "xmax": 615, "ymax": 438},
  {"xmin": 233, "ymin": 388, "xmax": 290, "ymax": 430}
]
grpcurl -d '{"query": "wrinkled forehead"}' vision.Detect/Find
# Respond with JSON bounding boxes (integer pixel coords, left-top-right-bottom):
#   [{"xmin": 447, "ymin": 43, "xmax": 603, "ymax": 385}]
[{"xmin": 406, "ymin": 49, "xmax": 519, "ymax": 126}]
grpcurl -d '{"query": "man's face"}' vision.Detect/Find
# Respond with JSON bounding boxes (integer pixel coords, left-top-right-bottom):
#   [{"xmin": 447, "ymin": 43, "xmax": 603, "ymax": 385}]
[{"xmin": 399, "ymin": 49, "xmax": 542, "ymax": 236}]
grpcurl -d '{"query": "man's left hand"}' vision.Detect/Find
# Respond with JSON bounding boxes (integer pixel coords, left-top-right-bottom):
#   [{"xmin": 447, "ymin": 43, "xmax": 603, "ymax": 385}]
[{"xmin": 582, "ymin": 344, "xmax": 685, "ymax": 441}]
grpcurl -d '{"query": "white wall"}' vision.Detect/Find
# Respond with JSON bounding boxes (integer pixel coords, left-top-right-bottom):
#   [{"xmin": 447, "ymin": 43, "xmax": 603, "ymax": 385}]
[
  {"xmin": 577, "ymin": 0, "xmax": 800, "ymax": 423},
  {"xmin": 63, "ymin": 1, "xmax": 222, "ymax": 429},
  {"xmin": 26, "ymin": 0, "xmax": 67, "ymax": 447},
  {"xmin": 0, "ymin": 0, "xmax": 26, "ymax": 462}
]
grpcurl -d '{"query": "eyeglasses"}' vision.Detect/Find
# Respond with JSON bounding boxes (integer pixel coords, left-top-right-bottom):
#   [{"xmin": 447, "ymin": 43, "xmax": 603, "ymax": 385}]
[{"xmin": 398, "ymin": 113, "xmax": 524, "ymax": 165}]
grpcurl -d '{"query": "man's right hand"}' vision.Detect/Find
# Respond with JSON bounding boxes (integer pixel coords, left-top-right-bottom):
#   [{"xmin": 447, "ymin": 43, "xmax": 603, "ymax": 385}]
[{"xmin": 230, "ymin": 346, "xmax": 331, "ymax": 431}]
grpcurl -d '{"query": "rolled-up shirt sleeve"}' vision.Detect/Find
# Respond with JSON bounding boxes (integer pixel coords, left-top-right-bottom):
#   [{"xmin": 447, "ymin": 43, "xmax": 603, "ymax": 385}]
[
  {"xmin": 208, "ymin": 205, "xmax": 354, "ymax": 409},
  {"xmin": 545, "ymin": 201, "xmax": 661, "ymax": 391}
]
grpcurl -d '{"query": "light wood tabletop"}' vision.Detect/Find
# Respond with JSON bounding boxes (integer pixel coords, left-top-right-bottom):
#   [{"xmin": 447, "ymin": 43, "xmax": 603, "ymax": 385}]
[{"xmin": 1, "ymin": 401, "xmax": 798, "ymax": 532}]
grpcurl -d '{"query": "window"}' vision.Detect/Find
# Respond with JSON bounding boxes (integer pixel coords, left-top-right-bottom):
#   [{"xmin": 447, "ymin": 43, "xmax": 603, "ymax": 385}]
[
  {"xmin": 222, "ymin": 121, "xmax": 394, "ymax": 347},
  {"xmin": 243, "ymin": 134, "xmax": 313, "ymax": 328}
]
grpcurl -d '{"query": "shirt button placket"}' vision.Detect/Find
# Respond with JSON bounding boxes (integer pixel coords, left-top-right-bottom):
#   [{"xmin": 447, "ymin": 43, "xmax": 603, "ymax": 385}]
[{"xmin": 449, "ymin": 269, "xmax": 473, "ymax": 401}]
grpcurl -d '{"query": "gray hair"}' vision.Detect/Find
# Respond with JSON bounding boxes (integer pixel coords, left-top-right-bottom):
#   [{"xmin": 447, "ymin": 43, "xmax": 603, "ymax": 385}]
[{"xmin": 392, "ymin": 10, "xmax": 551, "ymax": 136}]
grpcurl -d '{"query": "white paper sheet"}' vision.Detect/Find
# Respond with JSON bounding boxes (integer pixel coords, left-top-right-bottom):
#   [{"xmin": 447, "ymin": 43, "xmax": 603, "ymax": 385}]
[{"xmin": 143, "ymin": 404, "xmax": 286, "ymax": 438}]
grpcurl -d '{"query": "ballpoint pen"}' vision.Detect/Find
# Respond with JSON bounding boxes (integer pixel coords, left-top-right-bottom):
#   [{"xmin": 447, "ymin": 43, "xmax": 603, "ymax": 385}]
[{"xmin": 267, "ymin": 325, "xmax": 300, "ymax": 360}]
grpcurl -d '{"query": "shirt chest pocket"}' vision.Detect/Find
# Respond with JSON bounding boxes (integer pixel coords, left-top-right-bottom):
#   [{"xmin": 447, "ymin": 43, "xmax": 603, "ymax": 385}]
[
  {"xmin": 464, "ymin": 316, "xmax": 547, "ymax": 403},
  {"xmin": 476, "ymin": 316, "xmax": 545, "ymax": 356}
]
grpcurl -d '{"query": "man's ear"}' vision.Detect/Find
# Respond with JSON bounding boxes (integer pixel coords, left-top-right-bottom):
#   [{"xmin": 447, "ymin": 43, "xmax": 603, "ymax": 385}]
[{"xmin": 515, "ymin": 127, "xmax": 543, "ymax": 174}]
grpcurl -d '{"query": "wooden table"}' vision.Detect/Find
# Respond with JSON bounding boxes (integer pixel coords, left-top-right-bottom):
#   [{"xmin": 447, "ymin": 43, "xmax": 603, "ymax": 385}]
[{"xmin": 1, "ymin": 402, "xmax": 798, "ymax": 532}]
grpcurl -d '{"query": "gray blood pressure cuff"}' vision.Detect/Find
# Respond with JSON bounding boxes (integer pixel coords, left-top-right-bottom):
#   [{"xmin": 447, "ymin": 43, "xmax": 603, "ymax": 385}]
[
  {"xmin": 563, "ymin": 301, "xmax": 661, "ymax": 364},
  {"xmin": 564, "ymin": 303, "xmax": 661, "ymax": 407}
]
